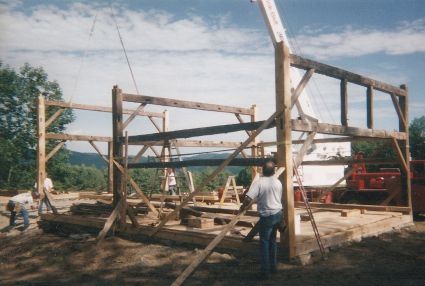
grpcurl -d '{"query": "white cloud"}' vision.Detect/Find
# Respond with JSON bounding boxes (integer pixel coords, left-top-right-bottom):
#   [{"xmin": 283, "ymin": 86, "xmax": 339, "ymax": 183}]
[
  {"xmin": 0, "ymin": 2, "xmax": 413, "ymax": 154},
  {"xmin": 294, "ymin": 20, "xmax": 425, "ymax": 59}
]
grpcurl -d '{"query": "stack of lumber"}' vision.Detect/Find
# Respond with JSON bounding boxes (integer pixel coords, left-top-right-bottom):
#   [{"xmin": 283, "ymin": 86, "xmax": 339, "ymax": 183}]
[{"xmin": 70, "ymin": 202, "xmax": 148, "ymax": 217}]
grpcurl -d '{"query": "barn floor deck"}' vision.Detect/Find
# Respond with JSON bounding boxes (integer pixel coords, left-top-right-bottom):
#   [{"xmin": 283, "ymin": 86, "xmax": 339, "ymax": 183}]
[{"xmin": 39, "ymin": 196, "xmax": 413, "ymax": 257}]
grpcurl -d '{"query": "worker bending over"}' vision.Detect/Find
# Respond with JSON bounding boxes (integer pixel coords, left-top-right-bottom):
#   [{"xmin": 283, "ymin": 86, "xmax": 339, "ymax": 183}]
[
  {"xmin": 7, "ymin": 191, "xmax": 36, "ymax": 231},
  {"xmin": 239, "ymin": 160, "xmax": 283, "ymax": 279}
]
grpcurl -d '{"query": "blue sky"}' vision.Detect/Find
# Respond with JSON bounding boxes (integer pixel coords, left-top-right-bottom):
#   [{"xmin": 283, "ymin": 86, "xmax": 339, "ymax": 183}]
[{"xmin": 0, "ymin": 0, "xmax": 424, "ymax": 154}]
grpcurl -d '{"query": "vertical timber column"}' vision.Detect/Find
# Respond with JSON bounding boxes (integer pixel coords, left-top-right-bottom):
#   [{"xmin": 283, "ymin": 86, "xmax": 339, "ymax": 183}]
[
  {"xmin": 340, "ymin": 79, "xmax": 348, "ymax": 126},
  {"xmin": 399, "ymin": 85, "xmax": 412, "ymax": 210},
  {"xmin": 366, "ymin": 85, "xmax": 374, "ymax": 129},
  {"xmin": 163, "ymin": 110, "xmax": 169, "ymax": 193},
  {"xmin": 112, "ymin": 85, "xmax": 123, "ymax": 207},
  {"xmin": 250, "ymin": 105, "xmax": 258, "ymax": 179},
  {"xmin": 107, "ymin": 142, "xmax": 113, "ymax": 193},
  {"xmin": 37, "ymin": 95, "xmax": 46, "ymax": 196},
  {"xmin": 275, "ymin": 42, "xmax": 296, "ymax": 259}
]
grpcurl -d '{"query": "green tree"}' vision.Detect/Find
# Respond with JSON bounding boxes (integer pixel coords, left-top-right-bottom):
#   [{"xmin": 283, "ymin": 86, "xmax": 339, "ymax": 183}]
[
  {"xmin": 0, "ymin": 62, "xmax": 74, "ymax": 189},
  {"xmin": 236, "ymin": 167, "xmax": 252, "ymax": 188},
  {"xmin": 409, "ymin": 116, "xmax": 425, "ymax": 159}
]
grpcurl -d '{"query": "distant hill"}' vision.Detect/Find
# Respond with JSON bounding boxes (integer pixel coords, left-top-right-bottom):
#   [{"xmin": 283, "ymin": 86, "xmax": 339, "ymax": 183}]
[{"xmin": 67, "ymin": 150, "xmax": 244, "ymax": 174}]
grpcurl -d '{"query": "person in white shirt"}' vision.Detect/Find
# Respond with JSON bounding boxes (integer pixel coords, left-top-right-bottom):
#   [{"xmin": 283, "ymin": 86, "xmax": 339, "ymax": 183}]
[
  {"xmin": 7, "ymin": 192, "xmax": 35, "ymax": 230},
  {"xmin": 239, "ymin": 160, "xmax": 283, "ymax": 279},
  {"xmin": 37, "ymin": 175, "xmax": 57, "ymax": 215},
  {"xmin": 167, "ymin": 168, "xmax": 177, "ymax": 195}
]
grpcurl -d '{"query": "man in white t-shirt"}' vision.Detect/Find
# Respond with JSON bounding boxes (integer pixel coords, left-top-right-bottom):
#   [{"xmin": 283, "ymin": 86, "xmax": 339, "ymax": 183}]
[
  {"xmin": 7, "ymin": 192, "xmax": 36, "ymax": 230},
  {"xmin": 37, "ymin": 175, "xmax": 57, "ymax": 215},
  {"xmin": 167, "ymin": 168, "xmax": 177, "ymax": 195},
  {"xmin": 239, "ymin": 160, "xmax": 283, "ymax": 278}
]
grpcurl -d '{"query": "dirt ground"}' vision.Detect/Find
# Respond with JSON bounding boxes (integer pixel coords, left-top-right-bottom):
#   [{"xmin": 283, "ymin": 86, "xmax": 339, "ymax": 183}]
[{"xmin": 0, "ymin": 199, "xmax": 424, "ymax": 286}]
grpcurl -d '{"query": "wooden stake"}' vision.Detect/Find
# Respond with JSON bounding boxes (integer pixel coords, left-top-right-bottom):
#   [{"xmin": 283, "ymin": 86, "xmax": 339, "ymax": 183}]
[{"xmin": 37, "ymin": 95, "xmax": 46, "ymax": 199}]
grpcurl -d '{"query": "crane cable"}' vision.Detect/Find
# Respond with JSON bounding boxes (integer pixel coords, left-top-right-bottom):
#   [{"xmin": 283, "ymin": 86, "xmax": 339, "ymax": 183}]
[
  {"xmin": 109, "ymin": 3, "xmax": 140, "ymax": 95},
  {"xmin": 68, "ymin": 10, "xmax": 99, "ymax": 104},
  {"xmin": 276, "ymin": 0, "xmax": 336, "ymax": 124}
]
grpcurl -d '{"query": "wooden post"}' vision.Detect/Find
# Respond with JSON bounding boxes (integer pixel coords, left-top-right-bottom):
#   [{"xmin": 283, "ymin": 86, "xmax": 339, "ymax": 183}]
[
  {"xmin": 340, "ymin": 79, "xmax": 348, "ymax": 126},
  {"xmin": 112, "ymin": 85, "xmax": 124, "ymax": 207},
  {"xmin": 399, "ymin": 84, "xmax": 412, "ymax": 210},
  {"xmin": 250, "ymin": 105, "xmax": 258, "ymax": 179},
  {"xmin": 107, "ymin": 142, "xmax": 113, "ymax": 193},
  {"xmin": 275, "ymin": 42, "xmax": 296, "ymax": 259},
  {"xmin": 367, "ymin": 85, "xmax": 373, "ymax": 129},
  {"xmin": 37, "ymin": 95, "xmax": 46, "ymax": 196}
]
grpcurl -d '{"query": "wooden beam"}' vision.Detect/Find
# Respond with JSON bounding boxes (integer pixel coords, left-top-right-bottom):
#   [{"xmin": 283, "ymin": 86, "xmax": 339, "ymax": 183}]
[
  {"xmin": 293, "ymin": 132, "xmax": 316, "ymax": 168},
  {"xmin": 150, "ymin": 109, "xmax": 285, "ymax": 237},
  {"xmin": 390, "ymin": 93, "xmax": 408, "ymax": 130},
  {"xmin": 36, "ymin": 95, "xmax": 46, "ymax": 197},
  {"xmin": 126, "ymin": 120, "xmax": 275, "ymax": 143},
  {"xmin": 112, "ymin": 85, "xmax": 124, "ymax": 207},
  {"xmin": 290, "ymin": 54, "xmax": 407, "ymax": 96},
  {"xmin": 46, "ymin": 140, "xmax": 66, "ymax": 161},
  {"xmin": 291, "ymin": 68, "xmax": 315, "ymax": 108},
  {"xmin": 132, "ymin": 139, "xmax": 253, "ymax": 148},
  {"xmin": 122, "ymin": 103, "xmax": 147, "ymax": 130},
  {"xmin": 45, "ymin": 108, "xmax": 65, "ymax": 128},
  {"xmin": 235, "ymin": 113, "xmax": 252, "ymax": 136},
  {"xmin": 391, "ymin": 138, "xmax": 409, "ymax": 174},
  {"xmin": 276, "ymin": 42, "xmax": 296, "ymax": 259},
  {"xmin": 340, "ymin": 79, "xmax": 348, "ymax": 126},
  {"xmin": 128, "ymin": 158, "xmax": 268, "ymax": 169},
  {"xmin": 132, "ymin": 145, "xmax": 150, "ymax": 163},
  {"xmin": 46, "ymin": 133, "xmax": 111, "ymax": 142},
  {"xmin": 399, "ymin": 84, "xmax": 412, "ymax": 210},
  {"xmin": 113, "ymin": 160, "xmax": 159, "ymax": 216},
  {"xmin": 45, "ymin": 100, "xmax": 164, "ymax": 118},
  {"xmin": 108, "ymin": 142, "xmax": 113, "ymax": 193},
  {"xmin": 88, "ymin": 141, "xmax": 108, "ymax": 163},
  {"xmin": 291, "ymin": 119, "xmax": 407, "ymax": 140},
  {"xmin": 122, "ymin": 93, "xmax": 254, "ymax": 115},
  {"xmin": 367, "ymin": 86, "xmax": 374, "ymax": 129},
  {"xmin": 96, "ymin": 201, "xmax": 121, "ymax": 244}
]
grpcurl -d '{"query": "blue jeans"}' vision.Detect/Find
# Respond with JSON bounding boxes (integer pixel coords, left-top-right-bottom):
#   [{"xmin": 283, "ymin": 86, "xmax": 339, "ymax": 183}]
[
  {"xmin": 8, "ymin": 201, "xmax": 29, "ymax": 227},
  {"xmin": 258, "ymin": 210, "xmax": 282, "ymax": 274},
  {"xmin": 38, "ymin": 197, "xmax": 52, "ymax": 214}
]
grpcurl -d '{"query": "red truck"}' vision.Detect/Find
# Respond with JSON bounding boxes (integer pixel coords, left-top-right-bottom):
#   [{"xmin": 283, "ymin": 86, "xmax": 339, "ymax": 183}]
[{"xmin": 332, "ymin": 156, "xmax": 425, "ymax": 215}]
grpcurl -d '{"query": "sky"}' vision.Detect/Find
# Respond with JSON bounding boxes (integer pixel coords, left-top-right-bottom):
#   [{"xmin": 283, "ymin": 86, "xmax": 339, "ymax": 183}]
[{"xmin": 0, "ymin": 0, "xmax": 424, "ymax": 156}]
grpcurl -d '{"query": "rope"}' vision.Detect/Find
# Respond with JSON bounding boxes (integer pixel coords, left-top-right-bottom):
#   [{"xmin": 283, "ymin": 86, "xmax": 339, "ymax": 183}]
[
  {"xmin": 68, "ymin": 10, "xmax": 99, "ymax": 104},
  {"xmin": 109, "ymin": 3, "xmax": 140, "ymax": 95}
]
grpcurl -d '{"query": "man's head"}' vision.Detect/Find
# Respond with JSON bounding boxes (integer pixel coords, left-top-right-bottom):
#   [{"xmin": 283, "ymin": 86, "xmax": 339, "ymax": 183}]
[{"xmin": 262, "ymin": 160, "xmax": 275, "ymax": 177}]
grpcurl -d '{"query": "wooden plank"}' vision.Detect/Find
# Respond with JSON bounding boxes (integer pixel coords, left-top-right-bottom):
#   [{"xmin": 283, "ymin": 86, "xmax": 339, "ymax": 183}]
[
  {"xmin": 150, "ymin": 109, "xmax": 285, "ymax": 237},
  {"xmin": 126, "ymin": 120, "xmax": 275, "ymax": 144},
  {"xmin": 291, "ymin": 68, "xmax": 315, "ymax": 108},
  {"xmin": 290, "ymin": 54, "xmax": 407, "ymax": 96},
  {"xmin": 46, "ymin": 133, "xmax": 111, "ymax": 142},
  {"xmin": 291, "ymin": 119, "xmax": 407, "ymax": 140},
  {"xmin": 276, "ymin": 42, "xmax": 296, "ymax": 259},
  {"xmin": 294, "ymin": 202, "xmax": 411, "ymax": 214},
  {"xmin": 340, "ymin": 79, "xmax": 348, "ymax": 126},
  {"xmin": 45, "ymin": 100, "xmax": 164, "ymax": 118},
  {"xmin": 122, "ymin": 93, "xmax": 254, "ymax": 115},
  {"xmin": 108, "ymin": 142, "xmax": 113, "ymax": 193},
  {"xmin": 45, "ymin": 108, "xmax": 65, "ymax": 128},
  {"xmin": 46, "ymin": 140, "xmax": 66, "ymax": 161},
  {"xmin": 367, "ymin": 86, "xmax": 374, "ymax": 129}
]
